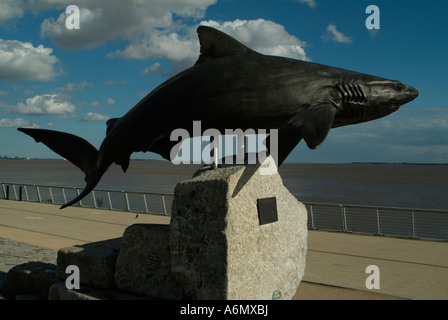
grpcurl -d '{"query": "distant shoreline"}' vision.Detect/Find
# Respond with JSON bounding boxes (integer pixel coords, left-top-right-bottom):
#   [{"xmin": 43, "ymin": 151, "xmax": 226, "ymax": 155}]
[{"xmin": 1, "ymin": 158, "xmax": 446, "ymax": 166}]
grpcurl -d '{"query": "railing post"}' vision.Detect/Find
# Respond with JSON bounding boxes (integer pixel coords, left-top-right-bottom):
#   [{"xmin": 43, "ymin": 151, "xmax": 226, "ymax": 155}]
[
  {"xmin": 143, "ymin": 194, "xmax": 149, "ymax": 213},
  {"xmin": 340, "ymin": 204, "xmax": 348, "ymax": 232},
  {"xmin": 376, "ymin": 208, "xmax": 382, "ymax": 235},
  {"xmin": 62, "ymin": 188, "xmax": 67, "ymax": 204},
  {"xmin": 36, "ymin": 185, "xmax": 41, "ymax": 202},
  {"xmin": 92, "ymin": 190, "xmax": 97, "ymax": 208},
  {"xmin": 124, "ymin": 191, "xmax": 130, "ymax": 212},
  {"xmin": 309, "ymin": 204, "xmax": 316, "ymax": 230},
  {"xmin": 76, "ymin": 188, "xmax": 83, "ymax": 207},
  {"xmin": 13, "ymin": 184, "xmax": 18, "ymax": 200},
  {"xmin": 162, "ymin": 195, "xmax": 167, "ymax": 215},
  {"xmin": 49, "ymin": 187, "xmax": 54, "ymax": 204},
  {"xmin": 107, "ymin": 192, "xmax": 113, "ymax": 210},
  {"xmin": 411, "ymin": 211, "xmax": 417, "ymax": 239},
  {"xmin": 24, "ymin": 185, "xmax": 29, "ymax": 201}
]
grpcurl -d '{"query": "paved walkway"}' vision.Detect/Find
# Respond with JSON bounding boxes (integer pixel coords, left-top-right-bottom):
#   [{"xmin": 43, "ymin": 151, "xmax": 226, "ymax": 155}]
[{"xmin": 1, "ymin": 199, "xmax": 447, "ymax": 300}]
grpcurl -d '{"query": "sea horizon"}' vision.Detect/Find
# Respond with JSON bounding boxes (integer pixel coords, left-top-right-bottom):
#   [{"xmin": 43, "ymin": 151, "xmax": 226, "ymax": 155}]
[{"xmin": 1, "ymin": 159, "xmax": 447, "ymax": 210}]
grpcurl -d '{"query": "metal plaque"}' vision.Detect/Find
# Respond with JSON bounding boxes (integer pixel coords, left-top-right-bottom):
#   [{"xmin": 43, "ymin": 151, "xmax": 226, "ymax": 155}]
[{"xmin": 257, "ymin": 197, "xmax": 278, "ymax": 225}]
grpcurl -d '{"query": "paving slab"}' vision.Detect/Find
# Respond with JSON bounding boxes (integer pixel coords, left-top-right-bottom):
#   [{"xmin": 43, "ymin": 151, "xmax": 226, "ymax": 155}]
[{"xmin": 1, "ymin": 199, "xmax": 447, "ymax": 300}]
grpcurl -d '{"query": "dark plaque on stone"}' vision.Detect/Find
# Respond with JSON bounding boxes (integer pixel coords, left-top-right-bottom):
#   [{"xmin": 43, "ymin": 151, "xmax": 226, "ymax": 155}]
[{"xmin": 257, "ymin": 197, "xmax": 278, "ymax": 225}]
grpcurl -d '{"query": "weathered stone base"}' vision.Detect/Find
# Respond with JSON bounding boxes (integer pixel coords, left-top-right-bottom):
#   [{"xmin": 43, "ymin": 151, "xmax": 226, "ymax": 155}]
[
  {"xmin": 56, "ymin": 238, "xmax": 121, "ymax": 289},
  {"xmin": 48, "ymin": 282, "xmax": 152, "ymax": 300},
  {"xmin": 170, "ymin": 163, "xmax": 308, "ymax": 300},
  {"xmin": 114, "ymin": 224, "xmax": 185, "ymax": 299},
  {"xmin": 5, "ymin": 160, "xmax": 307, "ymax": 300},
  {"xmin": 5, "ymin": 262, "xmax": 57, "ymax": 300}
]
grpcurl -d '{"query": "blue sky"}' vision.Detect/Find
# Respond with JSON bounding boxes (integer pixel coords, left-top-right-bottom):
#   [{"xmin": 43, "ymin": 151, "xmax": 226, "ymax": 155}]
[{"xmin": 0, "ymin": 0, "xmax": 447, "ymax": 163}]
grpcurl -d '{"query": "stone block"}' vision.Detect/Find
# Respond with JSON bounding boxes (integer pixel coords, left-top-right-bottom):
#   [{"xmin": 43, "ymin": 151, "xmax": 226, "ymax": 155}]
[
  {"xmin": 48, "ymin": 282, "xmax": 153, "ymax": 300},
  {"xmin": 170, "ymin": 161, "xmax": 308, "ymax": 300},
  {"xmin": 6, "ymin": 261, "xmax": 57, "ymax": 300},
  {"xmin": 56, "ymin": 238, "xmax": 121, "ymax": 289},
  {"xmin": 114, "ymin": 224, "xmax": 185, "ymax": 299}
]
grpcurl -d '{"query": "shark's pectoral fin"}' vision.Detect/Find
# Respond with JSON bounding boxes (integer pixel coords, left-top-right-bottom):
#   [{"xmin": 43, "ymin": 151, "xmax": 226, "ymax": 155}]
[
  {"xmin": 115, "ymin": 155, "xmax": 130, "ymax": 173},
  {"xmin": 149, "ymin": 135, "xmax": 178, "ymax": 161},
  {"xmin": 288, "ymin": 103, "xmax": 338, "ymax": 150},
  {"xmin": 134, "ymin": 133, "xmax": 173, "ymax": 162},
  {"xmin": 265, "ymin": 129, "xmax": 303, "ymax": 167}
]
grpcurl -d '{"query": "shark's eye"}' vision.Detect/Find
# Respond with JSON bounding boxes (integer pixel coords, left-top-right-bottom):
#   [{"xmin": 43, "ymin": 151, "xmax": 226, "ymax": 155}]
[{"xmin": 395, "ymin": 82, "xmax": 404, "ymax": 91}]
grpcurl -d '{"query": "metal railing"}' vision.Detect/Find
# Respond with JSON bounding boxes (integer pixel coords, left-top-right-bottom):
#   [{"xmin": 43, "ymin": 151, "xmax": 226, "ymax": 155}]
[
  {"xmin": 1, "ymin": 182, "xmax": 447, "ymax": 241},
  {"xmin": 303, "ymin": 202, "xmax": 448, "ymax": 241},
  {"xmin": 0, "ymin": 182, "xmax": 173, "ymax": 216}
]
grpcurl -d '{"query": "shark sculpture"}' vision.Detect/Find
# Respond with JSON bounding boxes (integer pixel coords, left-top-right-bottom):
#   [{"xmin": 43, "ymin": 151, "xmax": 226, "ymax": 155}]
[{"xmin": 18, "ymin": 26, "xmax": 418, "ymax": 209}]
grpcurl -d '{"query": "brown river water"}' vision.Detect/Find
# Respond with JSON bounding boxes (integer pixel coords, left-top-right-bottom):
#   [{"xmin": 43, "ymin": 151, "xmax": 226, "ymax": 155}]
[{"xmin": 1, "ymin": 159, "xmax": 447, "ymax": 210}]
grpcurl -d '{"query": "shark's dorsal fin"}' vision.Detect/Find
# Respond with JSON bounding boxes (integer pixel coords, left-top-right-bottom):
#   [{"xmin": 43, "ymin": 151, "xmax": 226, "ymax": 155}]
[{"xmin": 195, "ymin": 26, "xmax": 260, "ymax": 65}]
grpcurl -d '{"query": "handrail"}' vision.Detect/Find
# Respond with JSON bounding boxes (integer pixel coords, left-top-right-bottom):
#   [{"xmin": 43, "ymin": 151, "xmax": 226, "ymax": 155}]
[
  {"xmin": 1, "ymin": 182, "xmax": 447, "ymax": 240},
  {"xmin": 302, "ymin": 201, "xmax": 448, "ymax": 214}
]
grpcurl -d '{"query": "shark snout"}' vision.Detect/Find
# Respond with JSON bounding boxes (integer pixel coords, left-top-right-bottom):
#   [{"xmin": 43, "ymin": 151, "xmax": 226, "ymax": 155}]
[
  {"xmin": 394, "ymin": 83, "xmax": 419, "ymax": 107},
  {"xmin": 403, "ymin": 83, "xmax": 419, "ymax": 103},
  {"xmin": 408, "ymin": 86, "xmax": 419, "ymax": 102}
]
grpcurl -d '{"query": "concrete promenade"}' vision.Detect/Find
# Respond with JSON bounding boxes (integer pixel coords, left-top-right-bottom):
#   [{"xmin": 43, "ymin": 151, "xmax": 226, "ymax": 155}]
[{"xmin": 1, "ymin": 199, "xmax": 447, "ymax": 300}]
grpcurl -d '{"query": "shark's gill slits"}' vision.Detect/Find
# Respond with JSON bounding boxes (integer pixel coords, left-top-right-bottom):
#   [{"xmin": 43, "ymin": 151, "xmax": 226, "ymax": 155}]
[{"xmin": 337, "ymin": 83, "xmax": 367, "ymax": 106}]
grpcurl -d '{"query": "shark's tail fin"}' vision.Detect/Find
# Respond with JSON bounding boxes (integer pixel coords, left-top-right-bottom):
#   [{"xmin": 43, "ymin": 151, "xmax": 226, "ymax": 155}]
[{"xmin": 17, "ymin": 128, "xmax": 103, "ymax": 209}]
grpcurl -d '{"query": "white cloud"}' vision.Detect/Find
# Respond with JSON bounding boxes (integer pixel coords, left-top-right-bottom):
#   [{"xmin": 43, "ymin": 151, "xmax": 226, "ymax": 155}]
[
  {"xmin": 104, "ymin": 80, "xmax": 127, "ymax": 86},
  {"xmin": 3, "ymin": 94, "xmax": 76, "ymax": 116},
  {"xmin": 295, "ymin": 0, "xmax": 317, "ymax": 8},
  {"xmin": 81, "ymin": 112, "xmax": 110, "ymax": 122},
  {"xmin": 9, "ymin": 2, "xmax": 308, "ymax": 76},
  {"xmin": 329, "ymin": 106, "xmax": 448, "ymax": 163},
  {"xmin": 109, "ymin": 18, "xmax": 309, "ymax": 75},
  {"xmin": 0, "ymin": 118, "xmax": 39, "ymax": 128},
  {"xmin": 105, "ymin": 98, "xmax": 115, "ymax": 105},
  {"xmin": 108, "ymin": 29, "xmax": 199, "ymax": 62},
  {"xmin": 322, "ymin": 24, "xmax": 353, "ymax": 43},
  {"xmin": 295, "ymin": 106, "xmax": 447, "ymax": 163},
  {"xmin": 0, "ymin": 39, "xmax": 61, "ymax": 81},
  {"xmin": 139, "ymin": 90, "xmax": 151, "ymax": 98},
  {"xmin": 90, "ymin": 98, "xmax": 115, "ymax": 107},
  {"xmin": 200, "ymin": 19, "xmax": 308, "ymax": 61},
  {"xmin": 0, "ymin": 0, "xmax": 24, "ymax": 24},
  {"xmin": 8, "ymin": 2, "xmax": 308, "ymax": 74},
  {"xmin": 142, "ymin": 62, "xmax": 162, "ymax": 76},
  {"xmin": 38, "ymin": 0, "xmax": 217, "ymax": 50},
  {"xmin": 56, "ymin": 80, "xmax": 94, "ymax": 92}
]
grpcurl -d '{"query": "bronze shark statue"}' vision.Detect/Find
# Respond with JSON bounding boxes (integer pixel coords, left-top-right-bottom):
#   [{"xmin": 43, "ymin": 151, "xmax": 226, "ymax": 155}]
[{"xmin": 18, "ymin": 26, "xmax": 418, "ymax": 208}]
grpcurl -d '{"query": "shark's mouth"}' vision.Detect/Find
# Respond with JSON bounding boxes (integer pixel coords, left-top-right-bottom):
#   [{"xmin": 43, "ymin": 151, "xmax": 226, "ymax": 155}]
[
  {"xmin": 385, "ymin": 105, "xmax": 400, "ymax": 115},
  {"xmin": 332, "ymin": 103, "xmax": 400, "ymax": 128}
]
